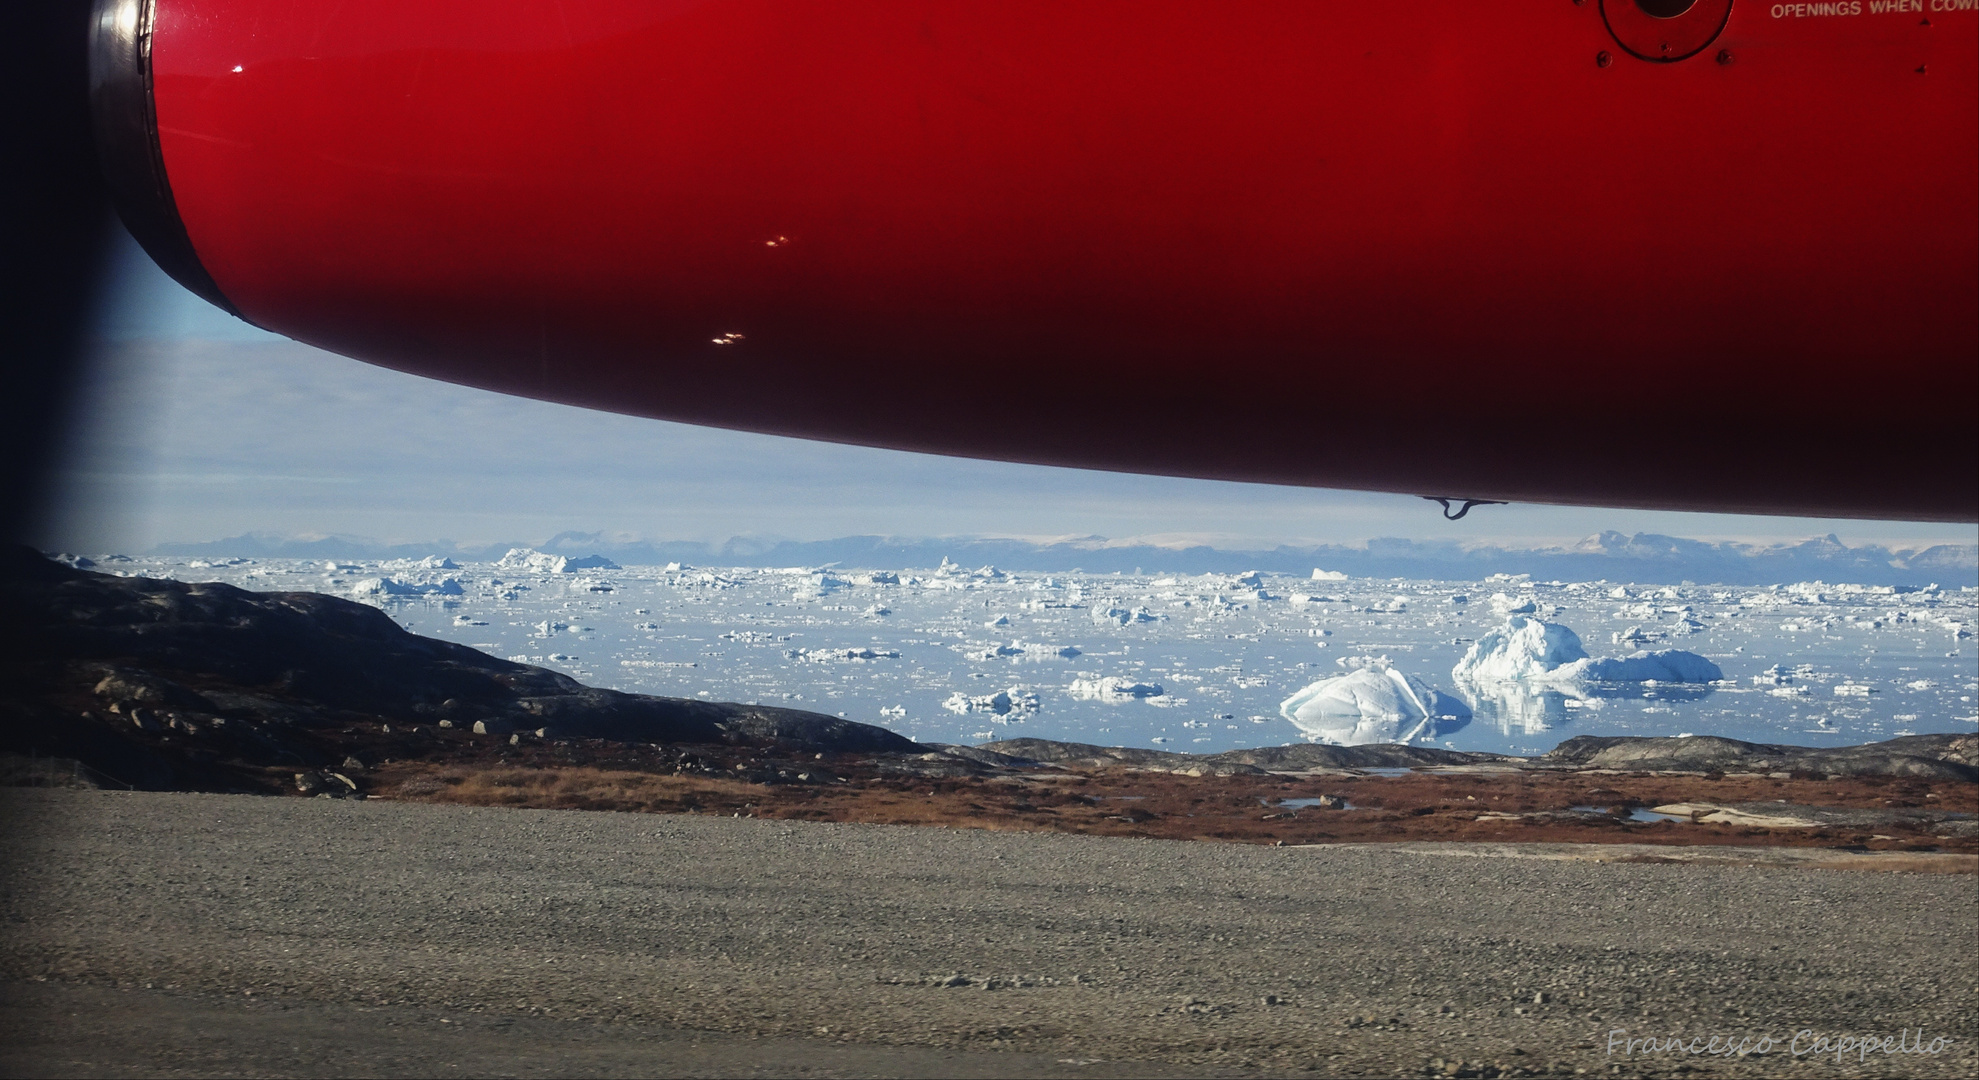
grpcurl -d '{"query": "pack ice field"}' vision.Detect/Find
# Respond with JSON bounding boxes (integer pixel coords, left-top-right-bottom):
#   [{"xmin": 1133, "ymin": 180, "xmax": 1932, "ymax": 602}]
[{"xmin": 101, "ymin": 552, "xmax": 1977, "ymax": 757}]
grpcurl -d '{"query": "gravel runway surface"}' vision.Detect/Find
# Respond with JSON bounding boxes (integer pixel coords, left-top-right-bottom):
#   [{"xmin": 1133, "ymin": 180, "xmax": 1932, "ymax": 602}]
[{"xmin": 1, "ymin": 790, "xmax": 1972, "ymax": 1078}]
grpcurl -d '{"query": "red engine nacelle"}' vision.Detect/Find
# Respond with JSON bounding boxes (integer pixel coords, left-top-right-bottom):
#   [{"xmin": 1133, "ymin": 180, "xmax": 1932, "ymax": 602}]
[{"xmin": 94, "ymin": 0, "xmax": 1978, "ymax": 520}]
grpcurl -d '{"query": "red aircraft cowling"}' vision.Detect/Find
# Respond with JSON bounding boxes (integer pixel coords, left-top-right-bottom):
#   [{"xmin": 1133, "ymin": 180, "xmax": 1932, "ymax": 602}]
[{"xmin": 92, "ymin": 0, "xmax": 1978, "ymax": 522}]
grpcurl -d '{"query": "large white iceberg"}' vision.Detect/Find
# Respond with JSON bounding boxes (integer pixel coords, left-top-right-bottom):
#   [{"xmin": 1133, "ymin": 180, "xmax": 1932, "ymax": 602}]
[
  {"xmin": 942, "ymin": 687, "xmax": 1040, "ymax": 717},
  {"xmin": 1277, "ymin": 664, "xmax": 1471, "ymax": 746},
  {"xmin": 349, "ymin": 576, "xmax": 463, "ymax": 598},
  {"xmin": 496, "ymin": 548, "xmax": 619, "ymax": 574},
  {"xmin": 1452, "ymin": 616, "xmax": 1721, "ymax": 685},
  {"xmin": 1453, "ymin": 616, "xmax": 1590, "ymax": 681}
]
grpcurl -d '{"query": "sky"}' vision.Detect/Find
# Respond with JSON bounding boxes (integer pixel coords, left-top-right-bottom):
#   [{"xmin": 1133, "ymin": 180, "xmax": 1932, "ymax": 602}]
[{"xmin": 37, "ymin": 225, "xmax": 1978, "ymax": 557}]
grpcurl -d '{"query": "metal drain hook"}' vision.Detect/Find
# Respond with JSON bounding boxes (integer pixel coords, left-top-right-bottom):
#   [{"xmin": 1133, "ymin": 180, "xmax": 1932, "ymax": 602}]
[{"xmin": 1423, "ymin": 496, "xmax": 1508, "ymax": 521}]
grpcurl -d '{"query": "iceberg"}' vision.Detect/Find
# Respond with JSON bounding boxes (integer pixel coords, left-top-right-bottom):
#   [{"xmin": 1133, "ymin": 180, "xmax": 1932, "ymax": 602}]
[
  {"xmin": 1490, "ymin": 592, "xmax": 1538, "ymax": 615},
  {"xmin": 1068, "ymin": 677, "xmax": 1164, "ymax": 700},
  {"xmin": 382, "ymin": 555, "xmax": 459, "ymax": 571},
  {"xmin": 1570, "ymin": 651, "xmax": 1723, "ymax": 682},
  {"xmin": 349, "ymin": 576, "xmax": 464, "ymax": 598},
  {"xmin": 942, "ymin": 687, "xmax": 1040, "ymax": 716},
  {"xmin": 1453, "ymin": 616, "xmax": 1590, "ymax": 681},
  {"xmin": 1277, "ymin": 664, "xmax": 1471, "ymax": 746},
  {"xmin": 792, "ymin": 572, "xmax": 848, "ymax": 598},
  {"xmin": 975, "ymin": 640, "xmax": 1082, "ymax": 660},
  {"xmin": 496, "ymin": 548, "xmax": 619, "ymax": 574},
  {"xmin": 787, "ymin": 647, "xmax": 899, "ymax": 662},
  {"xmin": 1453, "ymin": 616, "xmax": 1722, "ymax": 685}
]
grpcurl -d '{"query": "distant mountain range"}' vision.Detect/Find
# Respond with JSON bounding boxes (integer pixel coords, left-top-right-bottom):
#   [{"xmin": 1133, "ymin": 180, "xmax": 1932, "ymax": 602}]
[{"xmin": 142, "ymin": 529, "xmax": 1977, "ymax": 587}]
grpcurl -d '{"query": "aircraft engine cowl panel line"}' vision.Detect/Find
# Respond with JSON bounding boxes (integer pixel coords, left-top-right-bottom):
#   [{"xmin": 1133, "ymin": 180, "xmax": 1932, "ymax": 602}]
[{"xmin": 92, "ymin": 0, "xmax": 1979, "ymax": 521}]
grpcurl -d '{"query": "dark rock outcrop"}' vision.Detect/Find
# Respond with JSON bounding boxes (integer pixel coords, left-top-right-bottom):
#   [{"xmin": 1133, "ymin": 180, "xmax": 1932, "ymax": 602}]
[
  {"xmin": 980, "ymin": 739, "xmax": 1267, "ymax": 775},
  {"xmin": 0, "ymin": 549, "xmax": 914, "ymax": 790},
  {"xmin": 985, "ymin": 732, "xmax": 1977, "ymax": 782},
  {"xmin": 1542, "ymin": 733, "xmax": 1979, "ymax": 781},
  {"xmin": 1207, "ymin": 743, "xmax": 1514, "ymax": 771},
  {"xmin": 983, "ymin": 738, "xmax": 1517, "ymax": 774}
]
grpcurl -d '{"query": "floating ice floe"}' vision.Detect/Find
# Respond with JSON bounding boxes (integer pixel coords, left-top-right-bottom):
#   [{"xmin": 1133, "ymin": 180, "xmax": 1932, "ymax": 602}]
[
  {"xmin": 1092, "ymin": 605, "xmax": 1161, "ymax": 626},
  {"xmin": 941, "ymin": 687, "xmax": 1040, "ymax": 717},
  {"xmin": 790, "ymin": 573, "xmax": 849, "ymax": 598},
  {"xmin": 972, "ymin": 640, "xmax": 1082, "ymax": 661},
  {"xmin": 381, "ymin": 555, "xmax": 459, "ymax": 571},
  {"xmin": 1667, "ymin": 610, "xmax": 1707, "ymax": 635},
  {"xmin": 1068, "ymin": 677, "xmax": 1165, "ymax": 700},
  {"xmin": 788, "ymin": 647, "xmax": 899, "ymax": 662},
  {"xmin": 349, "ymin": 576, "xmax": 464, "ymax": 598},
  {"xmin": 496, "ymin": 548, "xmax": 619, "ymax": 574},
  {"xmin": 1751, "ymin": 663, "xmax": 1807, "ymax": 685},
  {"xmin": 1277, "ymin": 664, "xmax": 1471, "ymax": 746},
  {"xmin": 1567, "ymin": 651, "xmax": 1724, "ymax": 682},
  {"xmin": 1612, "ymin": 625, "xmax": 1661, "ymax": 645},
  {"xmin": 1490, "ymin": 593, "xmax": 1538, "ymax": 615},
  {"xmin": 1311, "ymin": 568, "xmax": 1348, "ymax": 581}
]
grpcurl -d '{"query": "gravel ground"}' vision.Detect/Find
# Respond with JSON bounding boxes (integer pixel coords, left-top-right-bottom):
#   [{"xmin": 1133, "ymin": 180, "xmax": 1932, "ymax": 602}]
[{"xmin": 1, "ymin": 790, "xmax": 1973, "ymax": 1079}]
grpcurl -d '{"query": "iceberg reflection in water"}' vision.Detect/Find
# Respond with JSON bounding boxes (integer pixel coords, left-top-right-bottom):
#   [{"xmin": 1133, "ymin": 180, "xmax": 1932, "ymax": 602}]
[{"xmin": 1457, "ymin": 678, "xmax": 1717, "ymax": 737}]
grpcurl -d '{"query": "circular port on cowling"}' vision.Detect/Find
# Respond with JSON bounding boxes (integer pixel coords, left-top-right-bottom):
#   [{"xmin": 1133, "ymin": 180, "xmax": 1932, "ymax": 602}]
[
  {"xmin": 1601, "ymin": 0, "xmax": 1731, "ymax": 62},
  {"xmin": 1634, "ymin": 0, "xmax": 1698, "ymax": 18}
]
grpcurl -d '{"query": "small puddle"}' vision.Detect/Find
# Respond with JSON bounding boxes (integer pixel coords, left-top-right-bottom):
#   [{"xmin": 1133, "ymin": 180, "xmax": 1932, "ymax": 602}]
[
  {"xmin": 1262, "ymin": 797, "xmax": 1360, "ymax": 811},
  {"xmin": 1571, "ymin": 805, "xmax": 1690, "ymax": 823},
  {"xmin": 1356, "ymin": 767, "xmax": 1417, "ymax": 777}
]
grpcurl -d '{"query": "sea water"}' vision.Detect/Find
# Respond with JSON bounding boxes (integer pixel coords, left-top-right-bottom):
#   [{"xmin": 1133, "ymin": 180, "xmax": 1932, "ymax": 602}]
[{"xmin": 114, "ymin": 556, "xmax": 1976, "ymax": 757}]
